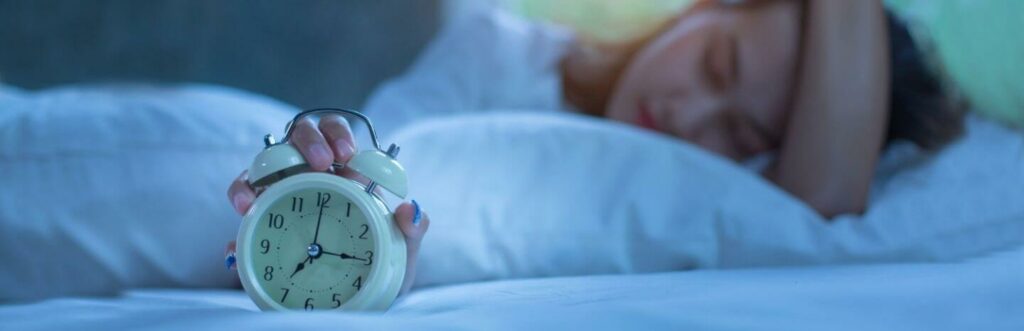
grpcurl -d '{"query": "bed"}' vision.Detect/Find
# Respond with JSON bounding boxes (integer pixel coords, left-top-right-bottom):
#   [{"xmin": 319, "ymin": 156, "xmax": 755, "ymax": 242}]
[
  {"xmin": 2, "ymin": 5, "xmax": 1023, "ymax": 330},
  {"xmin": 3, "ymin": 247, "xmax": 1022, "ymax": 330},
  {"xmin": 1, "ymin": 82, "xmax": 1022, "ymax": 330}
]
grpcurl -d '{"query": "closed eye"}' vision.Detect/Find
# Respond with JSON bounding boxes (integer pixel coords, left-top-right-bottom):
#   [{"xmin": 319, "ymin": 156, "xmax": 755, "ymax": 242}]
[
  {"xmin": 727, "ymin": 35, "xmax": 740, "ymax": 90},
  {"xmin": 702, "ymin": 31, "xmax": 739, "ymax": 93}
]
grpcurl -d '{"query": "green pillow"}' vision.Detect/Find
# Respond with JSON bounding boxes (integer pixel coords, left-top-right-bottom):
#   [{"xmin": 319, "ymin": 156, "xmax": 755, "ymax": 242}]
[
  {"xmin": 511, "ymin": 0, "xmax": 695, "ymax": 43},
  {"xmin": 887, "ymin": 0, "xmax": 1024, "ymax": 127}
]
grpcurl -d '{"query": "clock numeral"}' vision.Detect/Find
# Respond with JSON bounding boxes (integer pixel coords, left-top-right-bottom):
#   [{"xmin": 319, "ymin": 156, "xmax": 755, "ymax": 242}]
[
  {"xmin": 352, "ymin": 276, "xmax": 362, "ymax": 291},
  {"xmin": 304, "ymin": 298, "xmax": 314, "ymax": 311},
  {"xmin": 291, "ymin": 197, "xmax": 304, "ymax": 212},
  {"xmin": 364, "ymin": 250, "xmax": 373, "ymax": 266},
  {"xmin": 359, "ymin": 224, "xmax": 369, "ymax": 240},
  {"xmin": 260, "ymin": 239, "xmax": 271, "ymax": 254},
  {"xmin": 332, "ymin": 293, "xmax": 342, "ymax": 308},
  {"xmin": 264, "ymin": 266, "xmax": 274, "ymax": 281},
  {"xmin": 316, "ymin": 192, "xmax": 331, "ymax": 207},
  {"xmin": 346, "ymin": 202, "xmax": 352, "ymax": 217},
  {"xmin": 267, "ymin": 213, "xmax": 284, "ymax": 229},
  {"xmin": 280, "ymin": 288, "xmax": 290, "ymax": 302}
]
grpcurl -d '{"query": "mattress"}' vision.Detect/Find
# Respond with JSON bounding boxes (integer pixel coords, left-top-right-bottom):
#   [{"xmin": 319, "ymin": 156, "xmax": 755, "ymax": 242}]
[{"xmin": 3, "ymin": 244, "xmax": 1021, "ymax": 331}]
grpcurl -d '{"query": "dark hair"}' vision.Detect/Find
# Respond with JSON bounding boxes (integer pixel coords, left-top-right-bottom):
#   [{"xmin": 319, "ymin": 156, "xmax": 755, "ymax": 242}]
[{"xmin": 885, "ymin": 11, "xmax": 965, "ymax": 150}]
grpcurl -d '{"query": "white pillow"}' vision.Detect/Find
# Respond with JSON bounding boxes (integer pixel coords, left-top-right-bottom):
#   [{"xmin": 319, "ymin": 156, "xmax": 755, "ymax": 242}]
[
  {"xmin": 389, "ymin": 112, "xmax": 1024, "ymax": 288},
  {"xmin": 0, "ymin": 83, "xmax": 294, "ymax": 302}
]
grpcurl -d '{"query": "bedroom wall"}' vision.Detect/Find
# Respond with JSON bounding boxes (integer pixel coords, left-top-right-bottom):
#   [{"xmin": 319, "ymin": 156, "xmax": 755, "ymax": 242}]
[{"xmin": 0, "ymin": 0, "xmax": 441, "ymax": 109}]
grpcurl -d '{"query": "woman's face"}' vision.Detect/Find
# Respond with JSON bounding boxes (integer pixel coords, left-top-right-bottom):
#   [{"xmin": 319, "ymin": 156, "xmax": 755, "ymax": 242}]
[{"xmin": 605, "ymin": 0, "xmax": 802, "ymax": 160}]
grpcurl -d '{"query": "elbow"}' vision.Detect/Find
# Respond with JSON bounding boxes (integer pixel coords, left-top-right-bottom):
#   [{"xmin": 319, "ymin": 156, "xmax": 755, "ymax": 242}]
[{"xmin": 770, "ymin": 169, "xmax": 875, "ymax": 219}]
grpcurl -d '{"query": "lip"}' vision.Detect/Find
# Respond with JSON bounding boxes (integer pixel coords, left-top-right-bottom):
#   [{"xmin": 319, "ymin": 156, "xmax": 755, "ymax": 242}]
[{"xmin": 636, "ymin": 100, "xmax": 660, "ymax": 132}]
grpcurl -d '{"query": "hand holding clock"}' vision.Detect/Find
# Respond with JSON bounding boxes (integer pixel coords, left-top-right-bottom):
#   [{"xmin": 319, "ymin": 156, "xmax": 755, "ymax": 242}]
[{"xmin": 226, "ymin": 114, "xmax": 430, "ymax": 296}]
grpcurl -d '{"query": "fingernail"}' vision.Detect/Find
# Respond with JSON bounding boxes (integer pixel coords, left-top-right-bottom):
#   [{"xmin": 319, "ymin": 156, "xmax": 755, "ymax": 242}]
[
  {"xmin": 335, "ymin": 139, "xmax": 356, "ymax": 161},
  {"xmin": 231, "ymin": 194, "xmax": 246, "ymax": 215},
  {"xmin": 411, "ymin": 200, "xmax": 422, "ymax": 227},
  {"xmin": 225, "ymin": 252, "xmax": 236, "ymax": 270}
]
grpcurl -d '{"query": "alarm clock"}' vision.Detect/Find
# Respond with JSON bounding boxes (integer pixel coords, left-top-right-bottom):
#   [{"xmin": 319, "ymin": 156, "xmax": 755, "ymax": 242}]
[{"xmin": 236, "ymin": 108, "xmax": 407, "ymax": 311}]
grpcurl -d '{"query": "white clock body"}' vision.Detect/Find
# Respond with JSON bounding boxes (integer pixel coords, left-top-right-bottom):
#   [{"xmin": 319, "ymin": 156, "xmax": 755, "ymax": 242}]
[{"xmin": 236, "ymin": 172, "xmax": 406, "ymax": 311}]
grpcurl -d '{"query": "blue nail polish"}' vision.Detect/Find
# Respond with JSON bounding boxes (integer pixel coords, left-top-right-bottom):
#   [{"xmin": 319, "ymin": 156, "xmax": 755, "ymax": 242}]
[
  {"xmin": 412, "ymin": 200, "xmax": 422, "ymax": 226},
  {"xmin": 225, "ymin": 254, "xmax": 236, "ymax": 270}
]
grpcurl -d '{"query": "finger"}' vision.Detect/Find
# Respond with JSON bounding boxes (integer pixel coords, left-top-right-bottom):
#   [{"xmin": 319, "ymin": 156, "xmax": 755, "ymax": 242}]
[
  {"xmin": 225, "ymin": 241, "xmax": 237, "ymax": 271},
  {"xmin": 228, "ymin": 170, "xmax": 256, "ymax": 215},
  {"xmin": 318, "ymin": 115, "xmax": 357, "ymax": 165},
  {"xmin": 393, "ymin": 201, "xmax": 429, "ymax": 241},
  {"xmin": 393, "ymin": 201, "xmax": 429, "ymax": 295},
  {"xmin": 290, "ymin": 117, "xmax": 333, "ymax": 171}
]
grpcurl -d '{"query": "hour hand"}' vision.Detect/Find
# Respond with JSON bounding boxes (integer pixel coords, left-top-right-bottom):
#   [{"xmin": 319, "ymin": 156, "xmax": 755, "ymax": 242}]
[{"xmin": 290, "ymin": 256, "xmax": 312, "ymax": 278}]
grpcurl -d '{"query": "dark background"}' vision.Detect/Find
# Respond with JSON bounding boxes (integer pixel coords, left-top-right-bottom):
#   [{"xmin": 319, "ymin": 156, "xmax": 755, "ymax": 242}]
[{"xmin": 0, "ymin": 0, "xmax": 441, "ymax": 108}]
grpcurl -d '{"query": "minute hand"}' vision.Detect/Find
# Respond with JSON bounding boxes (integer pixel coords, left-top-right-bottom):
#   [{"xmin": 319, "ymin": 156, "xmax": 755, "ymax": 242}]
[
  {"xmin": 321, "ymin": 251, "xmax": 367, "ymax": 262},
  {"xmin": 313, "ymin": 203, "xmax": 326, "ymax": 244}
]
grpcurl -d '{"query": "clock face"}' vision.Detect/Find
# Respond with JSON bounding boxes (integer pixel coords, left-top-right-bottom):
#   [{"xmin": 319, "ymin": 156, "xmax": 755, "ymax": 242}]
[{"xmin": 248, "ymin": 187, "xmax": 375, "ymax": 310}]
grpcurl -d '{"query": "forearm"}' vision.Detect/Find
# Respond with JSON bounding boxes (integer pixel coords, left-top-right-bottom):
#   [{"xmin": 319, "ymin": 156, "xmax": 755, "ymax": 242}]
[{"xmin": 771, "ymin": 0, "xmax": 890, "ymax": 217}]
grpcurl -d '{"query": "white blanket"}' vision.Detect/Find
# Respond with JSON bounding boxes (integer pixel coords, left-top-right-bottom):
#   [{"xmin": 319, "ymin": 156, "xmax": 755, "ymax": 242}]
[
  {"xmin": 391, "ymin": 112, "xmax": 1024, "ymax": 288},
  {"xmin": 3, "ymin": 243, "xmax": 1021, "ymax": 330}
]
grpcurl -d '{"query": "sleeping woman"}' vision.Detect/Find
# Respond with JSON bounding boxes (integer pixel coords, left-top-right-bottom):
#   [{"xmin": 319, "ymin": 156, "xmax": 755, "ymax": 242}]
[{"xmin": 225, "ymin": 0, "xmax": 965, "ymax": 293}]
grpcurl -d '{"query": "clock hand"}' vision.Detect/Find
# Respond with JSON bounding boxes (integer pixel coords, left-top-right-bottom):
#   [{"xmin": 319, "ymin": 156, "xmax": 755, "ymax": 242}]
[
  {"xmin": 312, "ymin": 203, "xmax": 325, "ymax": 245},
  {"xmin": 321, "ymin": 250, "xmax": 367, "ymax": 262},
  {"xmin": 289, "ymin": 256, "xmax": 312, "ymax": 278}
]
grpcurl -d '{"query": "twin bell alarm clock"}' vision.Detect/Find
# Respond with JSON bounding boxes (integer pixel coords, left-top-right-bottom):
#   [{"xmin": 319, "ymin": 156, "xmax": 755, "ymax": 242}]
[{"xmin": 235, "ymin": 108, "xmax": 407, "ymax": 311}]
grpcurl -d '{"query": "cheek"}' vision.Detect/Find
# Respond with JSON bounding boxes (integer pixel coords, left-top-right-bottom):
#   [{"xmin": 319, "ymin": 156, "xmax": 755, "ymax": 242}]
[
  {"xmin": 735, "ymin": 68, "xmax": 795, "ymax": 144},
  {"xmin": 605, "ymin": 84, "xmax": 636, "ymax": 123},
  {"xmin": 607, "ymin": 52, "xmax": 695, "ymax": 123},
  {"xmin": 606, "ymin": 59, "xmax": 659, "ymax": 123},
  {"xmin": 743, "ymin": 51, "xmax": 797, "ymax": 113}
]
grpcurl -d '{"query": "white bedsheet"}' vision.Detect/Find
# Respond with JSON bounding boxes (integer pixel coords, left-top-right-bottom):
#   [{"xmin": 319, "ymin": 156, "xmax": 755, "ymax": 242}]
[
  {"xmin": 3, "ymin": 244, "xmax": 1021, "ymax": 331},
  {"xmin": 388, "ymin": 112, "xmax": 1024, "ymax": 289}
]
